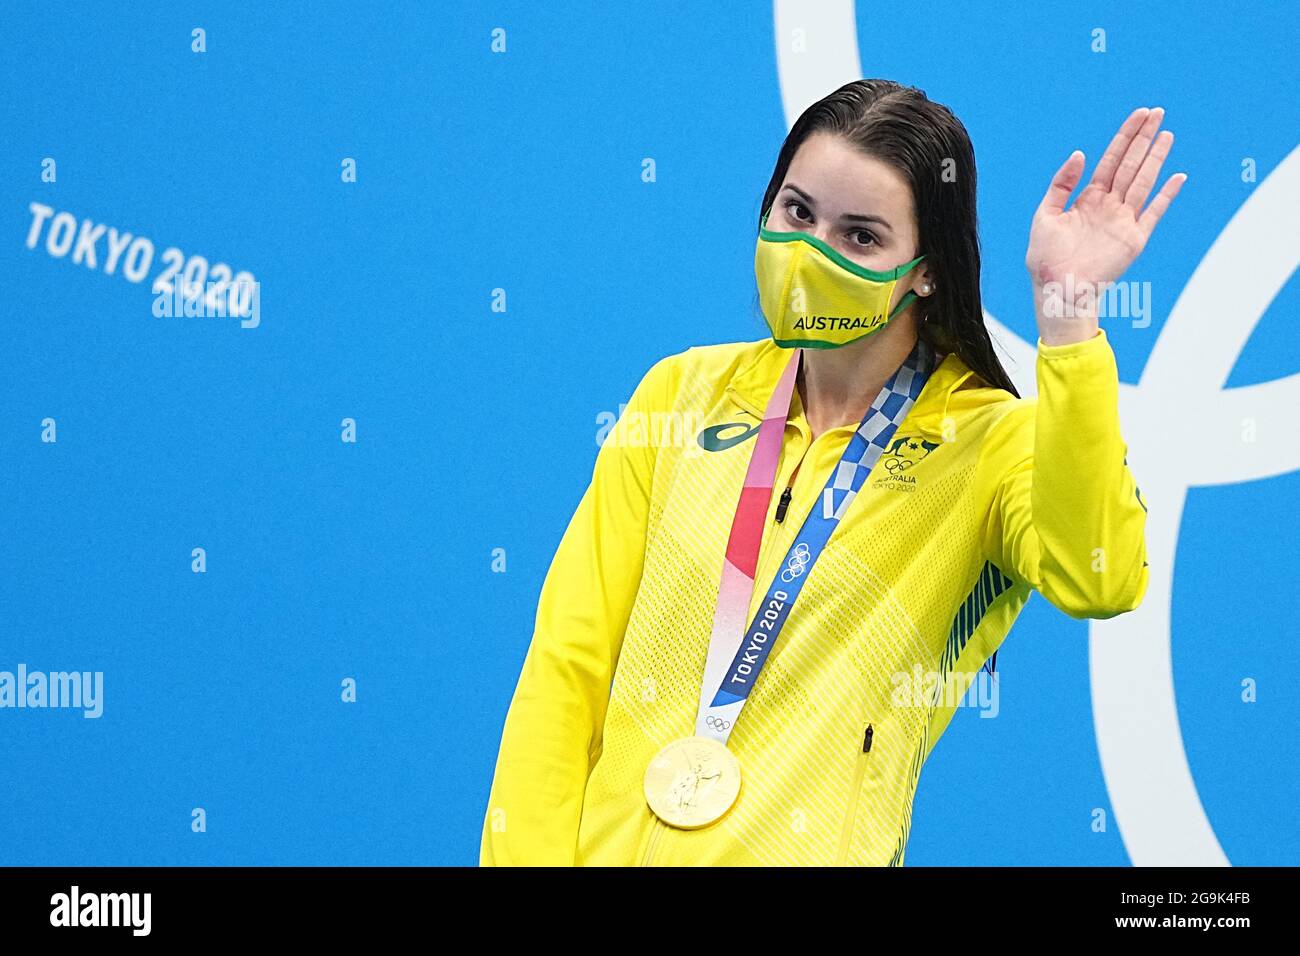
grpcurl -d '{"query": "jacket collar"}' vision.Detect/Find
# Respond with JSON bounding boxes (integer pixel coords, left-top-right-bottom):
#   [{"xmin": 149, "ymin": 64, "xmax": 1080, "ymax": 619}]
[{"xmin": 723, "ymin": 337, "xmax": 978, "ymax": 439}]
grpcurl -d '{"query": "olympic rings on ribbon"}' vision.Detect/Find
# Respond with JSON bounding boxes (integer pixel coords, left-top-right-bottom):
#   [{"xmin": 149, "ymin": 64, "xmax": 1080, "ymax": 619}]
[{"xmin": 780, "ymin": 542, "xmax": 812, "ymax": 582}]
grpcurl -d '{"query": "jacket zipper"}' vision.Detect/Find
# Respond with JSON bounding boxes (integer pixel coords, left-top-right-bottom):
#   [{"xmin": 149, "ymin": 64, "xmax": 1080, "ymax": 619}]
[
  {"xmin": 774, "ymin": 431, "xmax": 811, "ymax": 524},
  {"xmin": 774, "ymin": 486, "xmax": 794, "ymax": 523},
  {"xmin": 640, "ymin": 816, "xmax": 667, "ymax": 866},
  {"xmin": 834, "ymin": 722, "xmax": 874, "ymax": 865}
]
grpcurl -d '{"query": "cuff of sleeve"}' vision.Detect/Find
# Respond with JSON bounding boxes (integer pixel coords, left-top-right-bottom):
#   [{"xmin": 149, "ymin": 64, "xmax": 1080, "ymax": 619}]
[{"xmin": 1037, "ymin": 326, "xmax": 1108, "ymax": 359}]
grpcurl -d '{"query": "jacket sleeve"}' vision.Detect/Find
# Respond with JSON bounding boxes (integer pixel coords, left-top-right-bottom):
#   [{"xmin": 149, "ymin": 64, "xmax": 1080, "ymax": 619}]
[
  {"xmin": 975, "ymin": 327, "xmax": 1149, "ymax": 620},
  {"xmin": 479, "ymin": 350, "xmax": 681, "ymax": 865}
]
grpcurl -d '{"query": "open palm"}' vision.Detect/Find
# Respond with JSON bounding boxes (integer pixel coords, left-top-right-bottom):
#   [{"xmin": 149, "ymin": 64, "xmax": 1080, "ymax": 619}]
[{"xmin": 1026, "ymin": 106, "xmax": 1187, "ymax": 290}]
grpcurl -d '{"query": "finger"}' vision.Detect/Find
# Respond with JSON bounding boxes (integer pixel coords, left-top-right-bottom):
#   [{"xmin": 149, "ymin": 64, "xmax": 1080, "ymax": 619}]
[
  {"xmin": 1110, "ymin": 107, "xmax": 1166, "ymax": 199},
  {"xmin": 1125, "ymin": 129, "xmax": 1174, "ymax": 210},
  {"xmin": 1036, "ymin": 149, "xmax": 1086, "ymax": 217},
  {"xmin": 1089, "ymin": 107, "xmax": 1150, "ymax": 192},
  {"xmin": 1137, "ymin": 172, "xmax": 1187, "ymax": 241}
]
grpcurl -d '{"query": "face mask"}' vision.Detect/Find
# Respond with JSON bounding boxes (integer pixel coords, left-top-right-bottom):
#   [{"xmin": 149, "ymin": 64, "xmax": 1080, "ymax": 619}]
[{"xmin": 754, "ymin": 210, "xmax": 926, "ymax": 349}]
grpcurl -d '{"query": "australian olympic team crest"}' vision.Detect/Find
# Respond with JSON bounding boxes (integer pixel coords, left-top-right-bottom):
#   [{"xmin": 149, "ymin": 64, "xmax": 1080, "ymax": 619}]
[{"xmin": 872, "ymin": 435, "xmax": 940, "ymax": 492}]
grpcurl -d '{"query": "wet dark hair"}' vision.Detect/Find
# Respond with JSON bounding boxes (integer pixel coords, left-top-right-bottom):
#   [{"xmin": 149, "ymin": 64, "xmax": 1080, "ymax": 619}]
[{"xmin": 757, "ymin": 78, "xmax": 1020, "ymax": 398}]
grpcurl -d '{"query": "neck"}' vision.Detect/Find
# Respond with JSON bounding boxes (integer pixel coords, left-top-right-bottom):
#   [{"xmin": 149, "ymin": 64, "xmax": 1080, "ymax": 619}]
[{"xmin": 796, "ymin": 314, "xmax": 921, "ymax": 438}]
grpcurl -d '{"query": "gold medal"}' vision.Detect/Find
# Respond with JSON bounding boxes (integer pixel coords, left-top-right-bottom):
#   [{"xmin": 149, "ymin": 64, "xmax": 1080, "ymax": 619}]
[{"xmin": 643, "ymin": 735, "xmax": 742, "ymax": 829}]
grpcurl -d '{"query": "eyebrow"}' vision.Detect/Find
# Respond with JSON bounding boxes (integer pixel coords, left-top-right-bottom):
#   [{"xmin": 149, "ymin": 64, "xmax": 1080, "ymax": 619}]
[{"xmin": 782, "ymin": 183, "xmax": 894, "ymax": 232}]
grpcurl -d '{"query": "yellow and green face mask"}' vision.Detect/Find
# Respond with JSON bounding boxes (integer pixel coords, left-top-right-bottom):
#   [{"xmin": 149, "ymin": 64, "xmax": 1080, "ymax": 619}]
[{"xmin": 754, "ymin": 210, "xmax": 926, "ymax": 349}]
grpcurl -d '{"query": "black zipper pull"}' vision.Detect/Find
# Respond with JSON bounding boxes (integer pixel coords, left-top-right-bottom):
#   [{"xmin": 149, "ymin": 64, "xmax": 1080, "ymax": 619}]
[
  {"xmin": 774, "ymin": 486, "xmax": 793, "ymax": 523},
  {"xmin": 863, "ymin": 724, "xmax": 873, "ymax": 752}
]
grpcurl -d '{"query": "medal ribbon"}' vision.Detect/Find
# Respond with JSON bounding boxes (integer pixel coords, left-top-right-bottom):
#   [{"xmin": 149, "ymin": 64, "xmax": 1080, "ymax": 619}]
[{"xmin": 696, "ymin": 336, "xmax": 937, "ymax": 744}]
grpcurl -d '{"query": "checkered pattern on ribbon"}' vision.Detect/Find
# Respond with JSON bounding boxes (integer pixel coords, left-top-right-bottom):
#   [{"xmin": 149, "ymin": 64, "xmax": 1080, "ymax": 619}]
[{"xmin": 824, "ymin": 336, "xmax": 937, "ymax": 518}]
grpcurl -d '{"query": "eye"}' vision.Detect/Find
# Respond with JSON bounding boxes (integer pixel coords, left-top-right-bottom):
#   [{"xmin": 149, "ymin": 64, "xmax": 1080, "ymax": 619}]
[
  {"xmin": 783, "ymin": 199, "xmax": 812, "ymax": 223},
  {"xmin": 850, "ymin": 229, "xmax": 878, "ymax": 248}
]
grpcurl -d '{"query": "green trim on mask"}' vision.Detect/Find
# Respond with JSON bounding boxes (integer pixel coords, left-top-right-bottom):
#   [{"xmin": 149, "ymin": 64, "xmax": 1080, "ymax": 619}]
[
  {"xmin": 888, "ymin": 289, "xmax": 919, "ymax": 318},
  {"xmin": 759, "ymin": 211, "xmax": 926, "ymax": 281},
  {"xmin": 773, "ymin": 333, "xmax": 884, "ymax": 349}
]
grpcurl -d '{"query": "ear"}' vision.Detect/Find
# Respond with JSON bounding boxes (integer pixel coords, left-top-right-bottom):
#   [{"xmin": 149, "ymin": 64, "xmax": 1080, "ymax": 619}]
[{"xmin": 914, "ymin": 263, "xmax": 937, "ymax": 297}]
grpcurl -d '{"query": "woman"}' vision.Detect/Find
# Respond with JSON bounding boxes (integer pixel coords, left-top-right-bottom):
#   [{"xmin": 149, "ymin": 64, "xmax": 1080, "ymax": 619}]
[{"xmin": 480, "ymin": 79, "xmax": 1181, "ymax": 866}]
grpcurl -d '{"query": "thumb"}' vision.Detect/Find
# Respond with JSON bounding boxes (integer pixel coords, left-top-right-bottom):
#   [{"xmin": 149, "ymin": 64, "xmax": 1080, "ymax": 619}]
[{"xmin": 1036, "ymin": 149, "xmax": 1086, "ymax": 217}]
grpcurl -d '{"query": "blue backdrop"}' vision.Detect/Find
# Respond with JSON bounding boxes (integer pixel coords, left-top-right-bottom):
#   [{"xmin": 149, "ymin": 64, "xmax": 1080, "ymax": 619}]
[{"xmin": 1, "ymin": 1, "xmax": 1295, "ymax": 866}]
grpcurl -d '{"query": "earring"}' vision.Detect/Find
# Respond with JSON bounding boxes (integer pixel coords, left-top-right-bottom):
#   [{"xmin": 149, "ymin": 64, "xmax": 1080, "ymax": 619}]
[{"xmin": 920, "ymin": 282, "xmax": 934, "ymax": 295}]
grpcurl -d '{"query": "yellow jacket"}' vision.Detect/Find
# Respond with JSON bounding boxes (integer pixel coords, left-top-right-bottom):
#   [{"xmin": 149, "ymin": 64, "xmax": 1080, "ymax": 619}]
[{"xmin": 480, "ymin": 328, "xmax": 1149, "ymax": 866}]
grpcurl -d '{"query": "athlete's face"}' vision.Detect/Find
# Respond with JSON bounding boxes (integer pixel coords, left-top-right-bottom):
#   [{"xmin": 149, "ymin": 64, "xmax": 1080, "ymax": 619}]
[{"xmin": 770, "ymin": 130, "xmax": 934, "ymax": 306}]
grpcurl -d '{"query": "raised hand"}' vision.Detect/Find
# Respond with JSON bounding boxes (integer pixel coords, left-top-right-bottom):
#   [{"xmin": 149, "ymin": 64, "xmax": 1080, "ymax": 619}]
[{"xmin": 1026, "ymin": 106, "xmax": 1188, "ymax": 345}]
